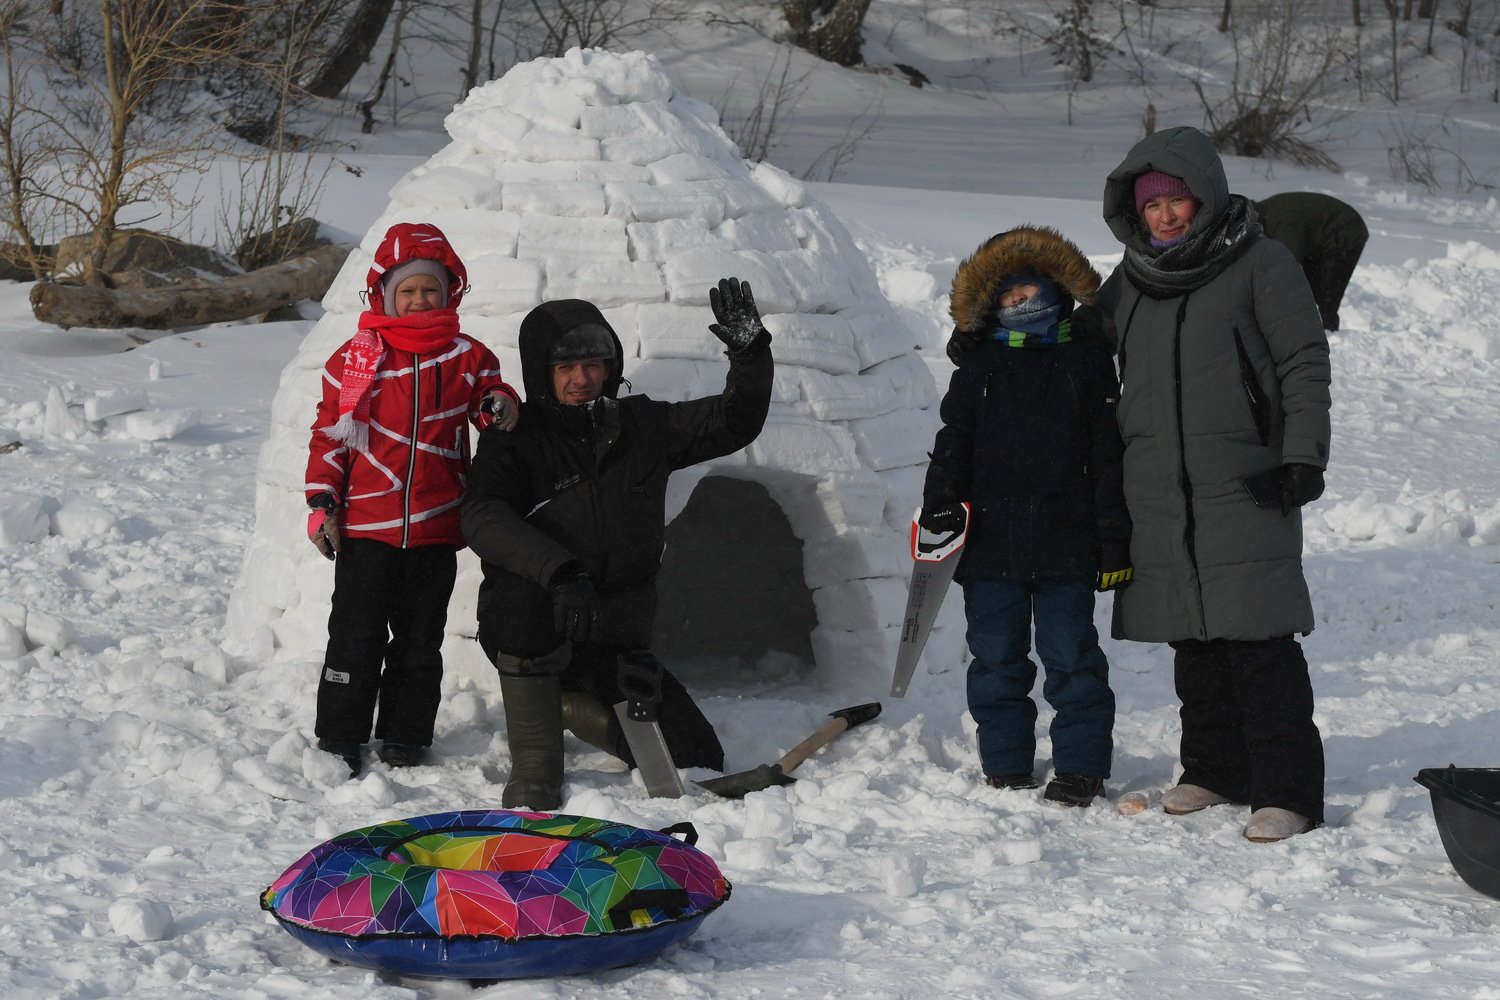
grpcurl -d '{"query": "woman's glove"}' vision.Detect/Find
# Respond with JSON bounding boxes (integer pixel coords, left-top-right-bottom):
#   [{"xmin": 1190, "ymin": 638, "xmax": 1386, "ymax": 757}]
[
  {"xmin": 1278, "ymin": 463, "xmax": 1325, "ymax": 515},
  {"xmin": 307, "ymin": 508, "xmax": 341, "ymax": 560}
]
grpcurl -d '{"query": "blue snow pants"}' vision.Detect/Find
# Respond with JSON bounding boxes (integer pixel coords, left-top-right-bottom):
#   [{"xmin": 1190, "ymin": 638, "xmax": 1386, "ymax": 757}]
[{"xmin": 963, "ymin": 576, "xmax": 1115, "ymax": 780}]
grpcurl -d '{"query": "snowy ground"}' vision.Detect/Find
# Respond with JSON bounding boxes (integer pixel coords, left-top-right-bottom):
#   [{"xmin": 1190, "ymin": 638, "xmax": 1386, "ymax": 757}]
[{"xmin": 5, "ymin": 4, "xmax": 1500, "ymax": 999}]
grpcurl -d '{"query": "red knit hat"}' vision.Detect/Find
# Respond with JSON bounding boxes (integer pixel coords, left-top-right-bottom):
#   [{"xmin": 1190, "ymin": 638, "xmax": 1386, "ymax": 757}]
[{"xmin": 1134, "ymin": 170, "xmax": 1195, "ymax": 213}]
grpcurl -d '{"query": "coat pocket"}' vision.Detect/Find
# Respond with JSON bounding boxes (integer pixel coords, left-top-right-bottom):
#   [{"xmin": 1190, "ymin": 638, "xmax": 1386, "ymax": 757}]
[{"xmin": 1232, "ymin": 327, "xmax": 1271, "ymax": 446}]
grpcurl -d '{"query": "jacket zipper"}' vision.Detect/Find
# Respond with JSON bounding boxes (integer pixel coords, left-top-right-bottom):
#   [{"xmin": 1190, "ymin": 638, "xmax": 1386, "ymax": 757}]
[
  {"xmin": 403, "ymin": 352, "xmax": 420, "ymax": 547},
  {"xmin": 1169, "ymin": 293, "xmax": 1208, "ymax": 637}
]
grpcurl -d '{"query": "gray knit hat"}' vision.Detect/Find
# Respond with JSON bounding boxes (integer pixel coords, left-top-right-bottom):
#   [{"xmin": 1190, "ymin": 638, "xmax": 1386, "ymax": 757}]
[{"xmin": 380, "ymin": 258, "xmax": 451, "ymax": 313}]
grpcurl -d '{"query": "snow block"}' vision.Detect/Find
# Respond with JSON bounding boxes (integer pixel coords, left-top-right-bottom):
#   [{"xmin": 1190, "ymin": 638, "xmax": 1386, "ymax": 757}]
[
  {"xmin": 503, "ymin": 180, "xmax": 607, "ymax": 218},
  {"xmin": 115, "ymin": 408, "xmax": 200, "ymax": 442},
  {"xmin": 83, "ymin": 387, "xmax": 149, "ymax": 422},
  {"xmin": 792, "ymin": 367, "xmax": 901, "ymax": 422},
  {"xmin": 459, "ymin": 255, "xmax": 545, "ymax": 319},
  {"xmin": 812, "ymin": 576, "xmax": 908, "ymax": 631},
  {"xmin": 742, "ymin": 414, "xmax": 865, "ymax": 479},
  {"xmin": 542, "ymin": 259, "xmax": 666, "ymax": 308},
  {"xmin": 388, "ymin": 166, "xmax": 505, "ymax": 211},
  {"xmin": 759, "ymin": 313, "xmax": 861, "ymax": 377},
  {"xmin": 51, "ymin": 499, "xmax": 118, "ymax": 539},
  {"xmin": 627, "ymin": 218, "xmax": 719, "ymax": 261},
  {"xmin": 0, "ymin": 494, "xmax": 48, "ymax": 546},
  {"xmin": 716, "ymin": 212, "xmax": 801, "ymax": 253},
  {"xmin": 25, "ymin": 609, "xmax": 74, "ymax": 651},
  {"xmin": 605, "ymin": 181, "xmax": 727, "ymax": 227},
  {"xmin": 517, "ymin": 214, "xmax": 628, "ymax": 261},
  {"xmin": 801, "ymin": 525, "xmax": 908, "ymax": 589},
  {"xmin": 847, "ymin": 311, "xmax": 919, "ymax": 370},
  {"xmin": 0, "ymin": 617, "xmax": 26, "ymax": 658},
  {"xmin": 848, "ymin": 407, "xmax": 941, "ymax": 472},
  {"xmin": 661, "ymin": 247, "xmax": 793, "ymax": 313},
  {"xmin": 631, "ymin": 303, "xmax": 720, "ymax": 362}
]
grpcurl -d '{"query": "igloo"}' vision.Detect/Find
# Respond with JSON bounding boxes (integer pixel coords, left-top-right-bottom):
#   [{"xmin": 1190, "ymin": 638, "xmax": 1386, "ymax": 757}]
[{"xmin": 225, "ymin": 48, "xmax": 965, "ymax": 692}]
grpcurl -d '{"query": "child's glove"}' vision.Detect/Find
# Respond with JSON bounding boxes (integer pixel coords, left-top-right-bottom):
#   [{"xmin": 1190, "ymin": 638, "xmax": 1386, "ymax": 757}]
[
  {"xmin": 1278, "ymin": 463, "xmax": 1325, "ymax": 515},
  {"xmin": 307, "ymin": 510, "xmax": 341, "ymax": 560},
  {"xmin": 945, "ymin": 329, "xmax": 983, "ymax": 366},
  {"xmin": 1097, "ymin": 540, "xmax": 1132, "ymax": 592},
  {"xmin": 481, "ymin": 389, "xmax": 519, "ymax": 430},
  {"xmin": 708, "ymin": 277, "xmax": 771, "ymax": 357},
  {"xmin": 918, "ymin": 502, "xmax": 967, "ymax": 535}
]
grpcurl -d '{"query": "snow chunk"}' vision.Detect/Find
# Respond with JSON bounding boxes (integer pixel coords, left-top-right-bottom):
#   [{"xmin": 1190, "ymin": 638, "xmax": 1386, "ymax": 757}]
[
  {"xmin": 114, "ymin": 408, "xmax": 200, "ymax": 442},
  {"xmin": 51, "ymin": 499, "xmax": 118, "ymax": 539},
  {"xmin": 83, "ymin": 387, "xmax": 148, "ymax": 422},
  {"xmin": 0, "ymin": 493, "xmax": 48, "ymax": 546},
  {"xmin": 109, "ymin": 899, "xmax": 174, "ymax": 942}
]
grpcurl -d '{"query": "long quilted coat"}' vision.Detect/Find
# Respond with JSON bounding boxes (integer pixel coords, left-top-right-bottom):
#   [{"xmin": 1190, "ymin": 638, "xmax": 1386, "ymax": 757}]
[{"xmin": 1098, "ymin": 127, "xmax": 1331, "ymax": 642}]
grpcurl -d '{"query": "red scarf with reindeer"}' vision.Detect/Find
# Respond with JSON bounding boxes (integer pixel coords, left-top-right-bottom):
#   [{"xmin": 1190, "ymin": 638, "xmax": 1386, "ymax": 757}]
[{"xmin": 324, "ymin": 308, "xmax": 460, "ymax": 452}]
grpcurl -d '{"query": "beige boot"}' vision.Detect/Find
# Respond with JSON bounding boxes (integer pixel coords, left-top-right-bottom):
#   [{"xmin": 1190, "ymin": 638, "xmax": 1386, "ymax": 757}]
[
  {"xmin": 1160, "ymin": 783, "xmax": 1233, "ymax": 815},
  {"xmin": 1244, "ymin": 807, "xmax": 1314, "ymax": 843}
]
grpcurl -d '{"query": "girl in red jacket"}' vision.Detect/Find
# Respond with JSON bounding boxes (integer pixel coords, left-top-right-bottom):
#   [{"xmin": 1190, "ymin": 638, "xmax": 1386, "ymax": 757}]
[{"xmin": 304, "ymin": 222, "xmax": 519, "ymax": 776}]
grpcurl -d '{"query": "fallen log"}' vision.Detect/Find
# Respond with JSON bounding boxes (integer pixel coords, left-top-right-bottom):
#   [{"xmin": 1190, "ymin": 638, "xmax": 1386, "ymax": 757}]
[{"xmin": 29, "ymin": 242, "xmax": 354, "ymax": 330}]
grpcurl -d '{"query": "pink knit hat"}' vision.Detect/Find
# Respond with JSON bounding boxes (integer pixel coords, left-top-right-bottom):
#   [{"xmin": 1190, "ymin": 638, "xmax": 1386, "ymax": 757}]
[{"xmin": 1134, "ymin": 170, "xmax": 1195, "ymax": 213}]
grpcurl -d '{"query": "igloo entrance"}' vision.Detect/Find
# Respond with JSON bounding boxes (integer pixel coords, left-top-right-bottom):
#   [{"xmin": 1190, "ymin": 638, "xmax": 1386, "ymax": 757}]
[{"xmin": 653, "ymin": 475, "xmax": 816, "ymax": 682}]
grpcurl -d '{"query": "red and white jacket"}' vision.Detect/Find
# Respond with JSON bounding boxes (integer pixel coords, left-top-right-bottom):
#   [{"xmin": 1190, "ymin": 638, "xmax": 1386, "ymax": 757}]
[{"xmin": 304, "ymin": 223, "xmax": 518, "ymax": 548}]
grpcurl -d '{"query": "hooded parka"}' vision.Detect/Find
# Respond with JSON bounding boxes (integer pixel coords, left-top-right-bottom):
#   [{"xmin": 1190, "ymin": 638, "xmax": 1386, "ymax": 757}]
[
  {"xmin": 461, "ymin": 299, "xmax": 774, "ymax": 658},
  {"xmin": 1099, "ymin": 126, "xmax": 1331, "ymax": 643},
  {"xmin": 926, "ymin": 226, "xmax": 1129, "ymax": 583}
]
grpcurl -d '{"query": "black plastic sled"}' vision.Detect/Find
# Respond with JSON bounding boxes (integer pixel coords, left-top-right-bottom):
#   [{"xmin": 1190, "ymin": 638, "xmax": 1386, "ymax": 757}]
[{"xmin": 1415, "ymin": 766, "xmax": 1500, "ymax": 900}]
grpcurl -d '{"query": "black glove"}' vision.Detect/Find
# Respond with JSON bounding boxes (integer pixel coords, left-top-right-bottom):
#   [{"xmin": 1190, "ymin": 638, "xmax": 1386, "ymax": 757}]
[
  {"xmin": 548, "ymin": 564, "xmax": 601, "ymax": 644},
  {"xmin": 1278, "ymin": 463, "xmax": 1325, "ymax": 515},
  {"xmin": 945, "ymin": 329, "xmax": 983, "ymax": 366},
  {"xmin": 1097, "ymin": 540, "xmax": 1133, "ymax": 592},
  {"xmin": 708, "ymin": 277, "xmax": 769, "ymax": 355},
  {"xmin": 918, "ymin": 502, "xmax": 967, "ymax": 535}
]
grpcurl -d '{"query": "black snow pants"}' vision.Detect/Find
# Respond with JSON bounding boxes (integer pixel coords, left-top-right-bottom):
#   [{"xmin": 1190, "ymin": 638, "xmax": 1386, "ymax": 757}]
[
  {"xmin": 315, "ymin": 538, "xmax": 458, "ymax": 747},
  {"xmin": 1170, "ymin": 635, "xmax": 1325, "ymax": 824}
]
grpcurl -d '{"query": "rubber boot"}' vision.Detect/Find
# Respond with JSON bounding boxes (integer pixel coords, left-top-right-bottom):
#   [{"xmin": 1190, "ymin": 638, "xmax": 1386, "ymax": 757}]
[
  {"xmin": 561, "ymin": 691, "xmax": 635, "ymax": 766},
  {"xmin": 499, "ymin": 674, "xmax": 564, "ymax": 810}
]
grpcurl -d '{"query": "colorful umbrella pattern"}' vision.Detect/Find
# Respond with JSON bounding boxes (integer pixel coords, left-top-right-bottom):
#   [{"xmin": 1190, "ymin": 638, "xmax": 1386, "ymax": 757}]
[{"xmin": 261, "ymin": 809, "xmax": 731, "ymax": 979}]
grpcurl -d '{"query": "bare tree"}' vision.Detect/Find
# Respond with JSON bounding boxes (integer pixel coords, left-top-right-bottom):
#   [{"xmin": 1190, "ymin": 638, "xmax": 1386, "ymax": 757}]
[
  {"xmin": 298, "ymin": 0, "xmax": 396, "ymax": 98},
  {"xmin": 22, "ymin": 1, "xmax": 254, "ymax": 285},
  {"xmin": 781, "ymin": 0, "xmax": 873, "ymax": 67},
  {"xmin": 1191, "ymin": 0, "xmax": 1347, "ymax": 169}
]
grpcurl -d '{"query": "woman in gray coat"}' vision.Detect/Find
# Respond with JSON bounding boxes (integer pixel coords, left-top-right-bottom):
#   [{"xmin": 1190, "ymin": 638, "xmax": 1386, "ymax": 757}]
[{"xmin": 1098, "ymin": 126, "xmax": 1330, "ymax": 843}]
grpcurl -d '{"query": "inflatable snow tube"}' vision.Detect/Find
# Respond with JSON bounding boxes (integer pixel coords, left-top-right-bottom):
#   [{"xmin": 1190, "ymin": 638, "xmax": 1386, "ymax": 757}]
[{"xmin": 260, "ymin": 809, "xmax": 731, "ymax": 979}]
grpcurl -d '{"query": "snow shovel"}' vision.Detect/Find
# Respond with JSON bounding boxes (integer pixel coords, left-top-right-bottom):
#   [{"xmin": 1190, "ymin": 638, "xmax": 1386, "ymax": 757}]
[
  {"xmin": 890, "ymin": 503, "xmax": 970, "ymax": 698},
  {"xmin": 694, "ymin": 702, "xmax": 882, "ymax": 798}
]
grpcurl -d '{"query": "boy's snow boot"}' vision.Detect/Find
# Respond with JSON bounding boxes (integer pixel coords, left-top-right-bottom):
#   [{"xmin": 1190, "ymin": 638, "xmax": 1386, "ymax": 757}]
[
  {"xmin": 1160, "ymin": 782, "xmax": 1233, "ymax": 815},
  {"xmin": 317, "ymin": 738, "xmax": 362, "ymax": 777},
  {"xmin": 560, "ymin": 691, "xmax": 634, "ymax": 766},
  {"xmin": 986, "ymin": 773, "xmax": 1039, "ymax": 790},
  {"xmin": 377, "ymin": 742, "xmax": 427, "ymax": 768},
  {"xmin": 1244, "ymin": 807, "xmax": 1315, "ymax": 843},
  {"xmin": 1043, "ymin": 773, "xmax": 1104, "ymax": 807},
  {"xmin": 499, "ymin": 674, "xmax": 564, "ymax": 810}
]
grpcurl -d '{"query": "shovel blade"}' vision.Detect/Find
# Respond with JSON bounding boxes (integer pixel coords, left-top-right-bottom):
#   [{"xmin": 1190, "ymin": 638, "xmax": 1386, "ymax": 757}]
[
  {"xmin": 694, "ymin": 763, "xmax": 795, "ymax": 799},
  {"xmin": 614, "ymin": 701, "xmax": 685, "ymax": 799}
]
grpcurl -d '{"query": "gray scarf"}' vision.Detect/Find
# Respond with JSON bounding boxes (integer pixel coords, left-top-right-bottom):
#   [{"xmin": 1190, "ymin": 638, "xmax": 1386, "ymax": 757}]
[{"xmin": 1122, "ymin": 195, "xmax": 1262, "ymax": 298}]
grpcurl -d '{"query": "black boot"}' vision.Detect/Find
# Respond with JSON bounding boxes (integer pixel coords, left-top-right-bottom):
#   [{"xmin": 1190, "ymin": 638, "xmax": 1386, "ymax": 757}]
[
  {"xmin": 499, "ymin": 674, "xmax": 564, "ymax": 810},
  {"xmin": 560, "ymin": 691, "xmax": 634, "ymax": 766}
]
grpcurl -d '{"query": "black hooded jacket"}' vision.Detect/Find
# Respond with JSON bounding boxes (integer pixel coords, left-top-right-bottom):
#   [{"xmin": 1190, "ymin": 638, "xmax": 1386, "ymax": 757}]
[{"xmin": 461, "ymin": 299, "xmax": 773, "ymax": 656}]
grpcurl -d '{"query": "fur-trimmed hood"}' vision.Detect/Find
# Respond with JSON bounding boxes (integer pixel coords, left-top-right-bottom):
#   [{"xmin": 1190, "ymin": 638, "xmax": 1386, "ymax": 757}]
[{"xmin": 950, "ymin": 226, "xmax": 1101, "ymax": 335}]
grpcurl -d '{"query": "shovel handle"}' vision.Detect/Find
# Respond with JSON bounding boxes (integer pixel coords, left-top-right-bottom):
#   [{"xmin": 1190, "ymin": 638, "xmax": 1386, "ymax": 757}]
[{"xmin": 775, "ymin": 716, "xmax": 853, "ymax": 775}]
